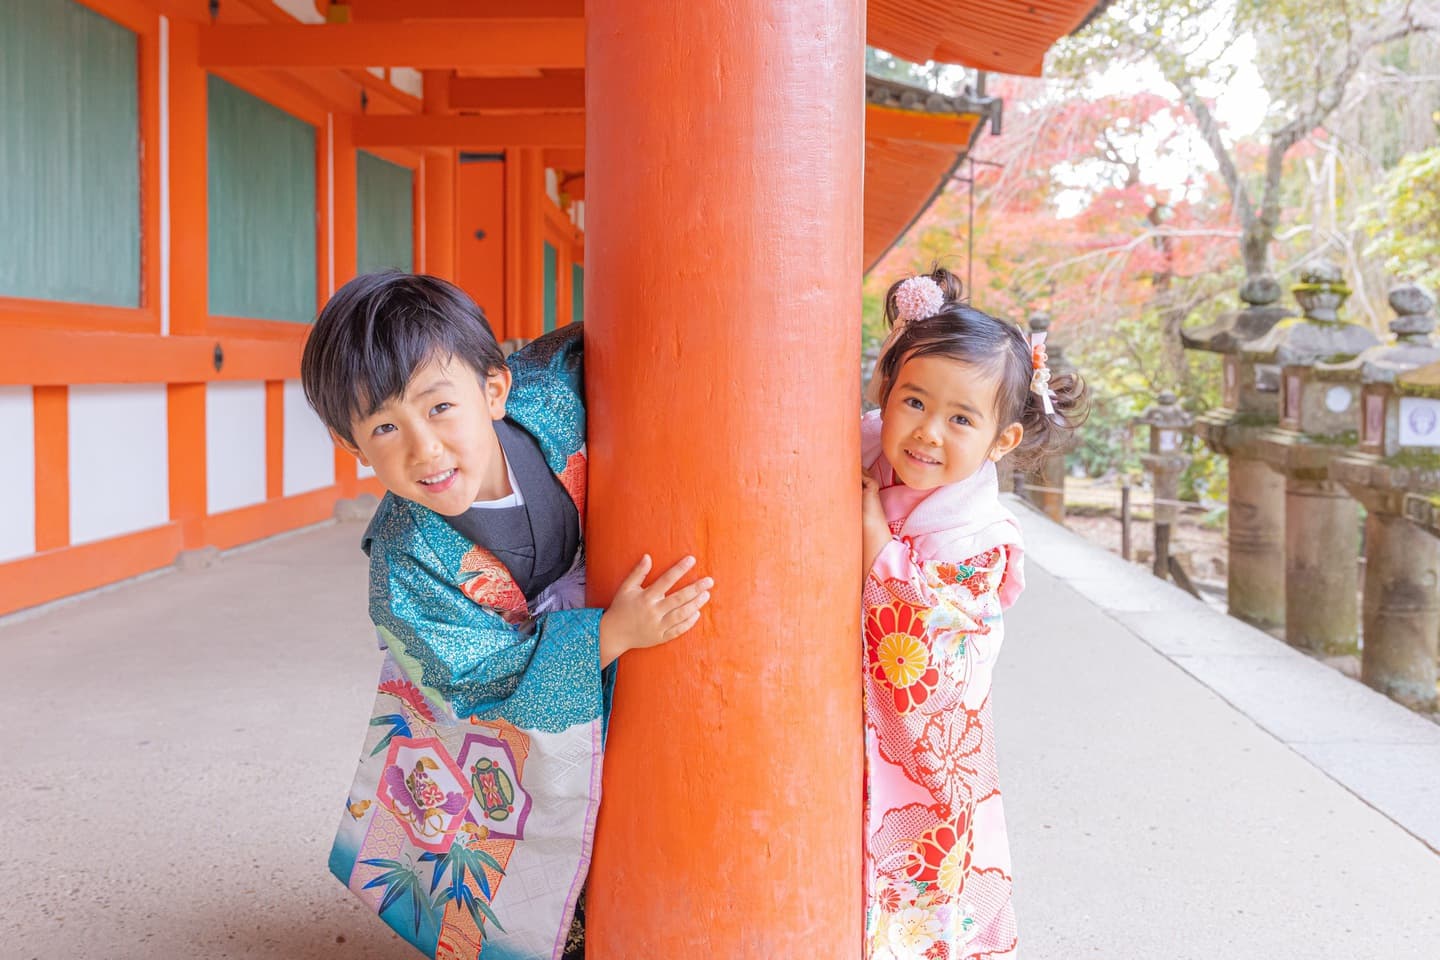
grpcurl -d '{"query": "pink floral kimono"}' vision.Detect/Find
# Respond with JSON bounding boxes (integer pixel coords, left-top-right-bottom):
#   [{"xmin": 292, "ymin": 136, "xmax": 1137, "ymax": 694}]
[{"xmin": 861, "ymin": 410, "xmax": 1026, "ymax": 960}]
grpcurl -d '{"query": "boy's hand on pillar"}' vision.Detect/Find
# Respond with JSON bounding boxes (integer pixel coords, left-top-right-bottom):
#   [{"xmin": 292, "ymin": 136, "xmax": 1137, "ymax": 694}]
[{"xmin": 599, "ymin": 554, "xmax": 715, "ymax": 667}]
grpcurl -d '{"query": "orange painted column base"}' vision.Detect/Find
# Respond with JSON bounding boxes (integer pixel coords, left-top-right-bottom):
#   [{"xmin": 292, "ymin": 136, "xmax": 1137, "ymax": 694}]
[{"xmin": 584, "ymin": 1, "xmax": 865, "ymax": 956}]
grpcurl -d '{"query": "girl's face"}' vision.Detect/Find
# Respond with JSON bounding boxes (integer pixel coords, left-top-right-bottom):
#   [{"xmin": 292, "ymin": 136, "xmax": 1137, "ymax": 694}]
[{"xmin": 880, "ymin": 354, "xmax": 1023, "ymax": 490}]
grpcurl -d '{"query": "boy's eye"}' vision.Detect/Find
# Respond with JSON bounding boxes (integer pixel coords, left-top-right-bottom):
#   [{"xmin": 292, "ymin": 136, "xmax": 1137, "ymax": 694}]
[
  {"xmin": 371, "ymin": 423, "xmax": 397, "ymax": 437},
  {"xmin": 904, "ymin": 397, "xmax": 924, "ymax": 410},
  {"xmin": 951, "ymin": 415, "xmax": 971, "ymax": 427},
  {"xmin": 430, "ymin": 402, "xmax": 454, "ymax": 416}
]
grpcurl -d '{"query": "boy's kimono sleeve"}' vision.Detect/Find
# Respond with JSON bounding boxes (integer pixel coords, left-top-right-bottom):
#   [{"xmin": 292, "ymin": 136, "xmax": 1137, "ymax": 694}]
[{"xmin": 368, "ymin": 518, "xmax": 605, "ymax": 731}]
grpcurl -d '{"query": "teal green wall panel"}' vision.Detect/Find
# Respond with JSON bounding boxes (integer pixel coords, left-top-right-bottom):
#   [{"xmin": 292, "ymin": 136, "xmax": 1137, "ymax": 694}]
[
  {"xmin": 571, "ymin": 264, "xmax": 584, "ymax": 326},
  {"xmin": 0, "ymin": 0, "xmax": 140, "ymax": 306},
  {"xmin": 357, "ymin": 152, "xmax": 414, "ymax": 275},
  {"xmin": 543, "ymin": 242, "xmax": 558, "ymax": 333},
  {"xmin": 207, "ymin": 76, "xmax": 317, "ymax": 323}
]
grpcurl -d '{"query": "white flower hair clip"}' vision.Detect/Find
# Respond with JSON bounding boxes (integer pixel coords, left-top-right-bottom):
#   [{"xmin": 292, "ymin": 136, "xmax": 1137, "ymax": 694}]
[
  {"xmin": 1030, "ymin": 331, "xmax": 1057, "ymax": 417},
  {"xmin": 892, "ymin": 275, "xmax": 946, "ymax": 324}
]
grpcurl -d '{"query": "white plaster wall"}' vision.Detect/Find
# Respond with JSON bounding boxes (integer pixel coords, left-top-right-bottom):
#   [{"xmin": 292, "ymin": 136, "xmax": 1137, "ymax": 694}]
[
  {"xmin": 271, "ymin": 0, "xmax": 323, "ymax": 22},
  {"xmin": 357, "ymin": 461, "xmax": 375, "ymax": 479},
  {"xmin": 69, "ymin": 385, "xmax": 170, "ymax": 545},
  {"xmin": 0, "ymin": 388, "xmax": 36, "ymax": 562},
  {"xmin": 390, "ymin": 67, "xmax": 423, "ymax": 99},
  {"xmin": 283, "ymin": 380, "xmax": 335, "ymax": 496},
  {"xmin": 206, "ymin": 382, "xmax": 267, "ymax": 514}
]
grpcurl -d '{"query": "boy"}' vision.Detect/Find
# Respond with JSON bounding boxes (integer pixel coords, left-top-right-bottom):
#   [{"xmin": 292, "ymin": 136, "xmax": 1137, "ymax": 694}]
[{"xmin": 303, "ymin": 272, "xmax": 711, "ymax": 959}]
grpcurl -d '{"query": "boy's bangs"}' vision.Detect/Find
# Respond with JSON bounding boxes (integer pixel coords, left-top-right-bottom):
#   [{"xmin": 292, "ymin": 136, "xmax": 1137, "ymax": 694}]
[{"xmin": 302, "ymin": 272, "xmax": 504, "ymax": 444}]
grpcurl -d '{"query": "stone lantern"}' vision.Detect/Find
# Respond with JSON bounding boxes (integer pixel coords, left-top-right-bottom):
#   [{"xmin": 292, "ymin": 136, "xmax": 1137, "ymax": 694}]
[
  {"xmin": 1021, "ymin": 310, "xmax": 1076, "ymax": 522},
  {"xmin": 1250, "ymin": 262, "xmax": 1380, "ymax": 654},
  {"xmin": 1184, "ymin": 275, "xmax": 1294, "ymax": 628},
  {"xmin": 1134, "ymin": 389, "xmax": 1193, "ymax": 579},
  {"xmin": 1329, "ymin": 286, "xmax": 1440, "ymax": 708}
]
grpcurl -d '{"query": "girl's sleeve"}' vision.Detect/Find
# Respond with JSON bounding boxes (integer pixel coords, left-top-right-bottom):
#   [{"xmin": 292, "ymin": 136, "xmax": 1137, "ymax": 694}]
[
  {"xmin": 369, "ymin": 534, "xmax": 608, "ymax": 733},
  {"xmin": 868, "ymin": 536, "xmax": 1008, "ymax": 637}
]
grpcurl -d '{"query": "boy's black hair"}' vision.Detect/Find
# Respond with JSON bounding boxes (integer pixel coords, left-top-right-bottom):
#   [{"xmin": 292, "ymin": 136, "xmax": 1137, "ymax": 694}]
[{"xmin": 301, "ymin": 271, "xmax": 506, "ymax": 445}]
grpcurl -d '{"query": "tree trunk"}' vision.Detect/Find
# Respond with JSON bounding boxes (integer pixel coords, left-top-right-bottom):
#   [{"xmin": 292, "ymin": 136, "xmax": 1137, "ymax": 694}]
[{"xmin": 1241, "ymin": 220, "xmax": 1272, "ymax": 281}]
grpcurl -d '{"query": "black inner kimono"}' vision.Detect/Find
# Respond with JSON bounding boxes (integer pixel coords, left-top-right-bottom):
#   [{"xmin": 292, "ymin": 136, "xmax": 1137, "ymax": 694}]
[{"xmin": 443, "ymin": 417, "xmax": 580, "ymax": 603}]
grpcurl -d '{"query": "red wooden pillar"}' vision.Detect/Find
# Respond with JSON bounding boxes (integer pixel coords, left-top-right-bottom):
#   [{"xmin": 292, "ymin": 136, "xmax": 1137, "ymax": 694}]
[
  {"xmin": 331, "ymin": 111, "xmax": 362, "ymax": 494},
  {"xmin": 421, "ymin": 70, "xmax": 457, "ymax": 282},
  {"xmin": 422, "ymin": 151, "xmax": 457, "ymax": 281},
  {"xmin": 166, "ymin": 18, "xmax": 209, "ymax": 549},
  {"xmin": 584, "ymin": 2, "xmax": 865, "ymax": 956},
  {"xmin": 504, "ymin": 146, "xmax": 544, "ymax": 339}
]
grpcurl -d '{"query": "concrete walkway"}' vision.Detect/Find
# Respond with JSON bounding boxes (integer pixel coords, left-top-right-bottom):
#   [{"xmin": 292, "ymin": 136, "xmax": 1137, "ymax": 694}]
[{"xmin": 3, "ymin": 505, "xmax": 1439, "ymax": 958}]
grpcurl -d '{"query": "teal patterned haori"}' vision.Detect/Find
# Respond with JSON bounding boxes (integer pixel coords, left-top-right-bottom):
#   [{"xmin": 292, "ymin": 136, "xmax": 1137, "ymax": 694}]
[{"xmin": 332, "ymin": 325, "xmax": 610, "ymax": 959}]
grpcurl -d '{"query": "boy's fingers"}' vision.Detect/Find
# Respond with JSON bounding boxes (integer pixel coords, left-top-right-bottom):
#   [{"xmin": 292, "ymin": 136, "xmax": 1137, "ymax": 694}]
[
  {"xmin": 657, "ymin": 577, "xmax": 713, "ymax": 610},
  {"xmin": 646, "ymin": 555, "xmax": 697, "ymax": 597},
  {"xmin": 663, "ymin": 611, "xmax": 702, "ymax": 641},
  {"xmin": 619, "ymin": 554, "xmax": 653, "ymax": 592},
  {"xmin": 661, "ymin": 591, "xmax": 711, "ymax": 627}
]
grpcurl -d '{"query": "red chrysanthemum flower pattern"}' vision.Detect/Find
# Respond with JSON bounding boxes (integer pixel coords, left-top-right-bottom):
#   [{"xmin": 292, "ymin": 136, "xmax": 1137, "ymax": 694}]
[
  {"xmin": 902, "ymin": 806, "xmax": 974, "ymax": 897},
  {"xmin": 866, "ymin": 599, "xmax": 942, "ymax": 715}
]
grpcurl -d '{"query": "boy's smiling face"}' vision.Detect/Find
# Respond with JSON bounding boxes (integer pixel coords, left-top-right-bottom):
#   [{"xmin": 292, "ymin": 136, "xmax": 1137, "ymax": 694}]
[{"xmin": 340, "ymin": 354, "xmax": 513, "ymax": 517}]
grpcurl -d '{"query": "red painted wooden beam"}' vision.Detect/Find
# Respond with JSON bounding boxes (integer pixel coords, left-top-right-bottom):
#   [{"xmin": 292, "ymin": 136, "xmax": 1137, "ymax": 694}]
[
  {"xmin": 448, "ymin": 71, "xmax": 585, "ymax": 111},
  {"xmin": 342, "ymin": 0, "xmax": 584, "ymax": 19},
  {"xmin": 197, "ymin": 21, "xmax": 584, "ymax": 69},
  {"xmin": 353, "ymin": 113, "xmax": 584, "ymax": 148}
]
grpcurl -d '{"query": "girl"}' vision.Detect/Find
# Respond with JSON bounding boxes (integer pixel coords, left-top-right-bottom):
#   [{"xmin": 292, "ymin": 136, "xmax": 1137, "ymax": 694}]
[{"xmin": 860, "ymin": 267, "xmax": 1086, "ymax": 960}]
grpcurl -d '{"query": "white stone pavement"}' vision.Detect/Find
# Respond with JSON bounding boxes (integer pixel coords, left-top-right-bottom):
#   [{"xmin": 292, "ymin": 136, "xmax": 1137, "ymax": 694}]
[{"xmin": 1, "ymin": 504, "xmax": 1437, "ymax": 959}]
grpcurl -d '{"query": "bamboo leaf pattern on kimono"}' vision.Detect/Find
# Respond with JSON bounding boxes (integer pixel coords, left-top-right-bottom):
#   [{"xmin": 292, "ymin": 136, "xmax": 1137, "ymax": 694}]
[
  {"xmin": 360, "ymin": 857, "xmax": 436, "ymax": 935},
  {"xmin": 369, "ymin": 714, "xmax": 412, "ymax": 757},
  {"xmin": 420, "ymin": 840, "xmax": 508, "ymax": 935}
]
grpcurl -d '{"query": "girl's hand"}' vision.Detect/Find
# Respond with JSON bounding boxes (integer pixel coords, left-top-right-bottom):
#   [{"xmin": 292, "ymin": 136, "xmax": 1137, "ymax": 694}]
[
  {"xmin": 861, "ymin": 469, "xmax": 891, "ymax": 575},
  {"xmin": 599, "ymin": 555, "xmax": 714, "ymax": 667}
]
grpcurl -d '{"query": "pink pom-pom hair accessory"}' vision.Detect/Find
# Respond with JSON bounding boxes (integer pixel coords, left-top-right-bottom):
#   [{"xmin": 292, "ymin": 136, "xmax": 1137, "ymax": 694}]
[
  {"xmin": 892, "ymin": 275, "xmax": 947, "ymax": 324},
  {"xmin": 863, "ymin": 274, "xmax": 948, "ymax": 406}
]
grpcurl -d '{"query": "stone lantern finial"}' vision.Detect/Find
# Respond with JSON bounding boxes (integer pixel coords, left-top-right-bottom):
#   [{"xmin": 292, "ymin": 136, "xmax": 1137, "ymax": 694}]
[
  {"xmin": 1139, "ymin": 389, "xmax": 1191, "ymax": 429},
  {"xmin": 1027, "ymin": 310, "xmax": 1051, "ymax": 333},
  {"xmin": 1388, "ymin": 284, "xmax": 1437, "ymax": 343},
  {"xmin": 1292, "ymin": 260, "xmax": 1351, "ymax": 324},
  {"xmin": 1240, "ymin": 274, "xmax": 1283, "ymax": 307}
]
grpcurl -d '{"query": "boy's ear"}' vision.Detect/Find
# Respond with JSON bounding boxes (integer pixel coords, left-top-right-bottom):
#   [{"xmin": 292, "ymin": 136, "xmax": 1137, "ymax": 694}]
[
  {"xmin": 331, "ymin": 429, "xmax": 370, "ymax": 467},
  {"xmin": 485, "ymin": 365, "xmax": 513, "ymax": 421},
  {"xmin": 988, "ymin": 422, "xmax": 1024, "ymax": 462}
]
